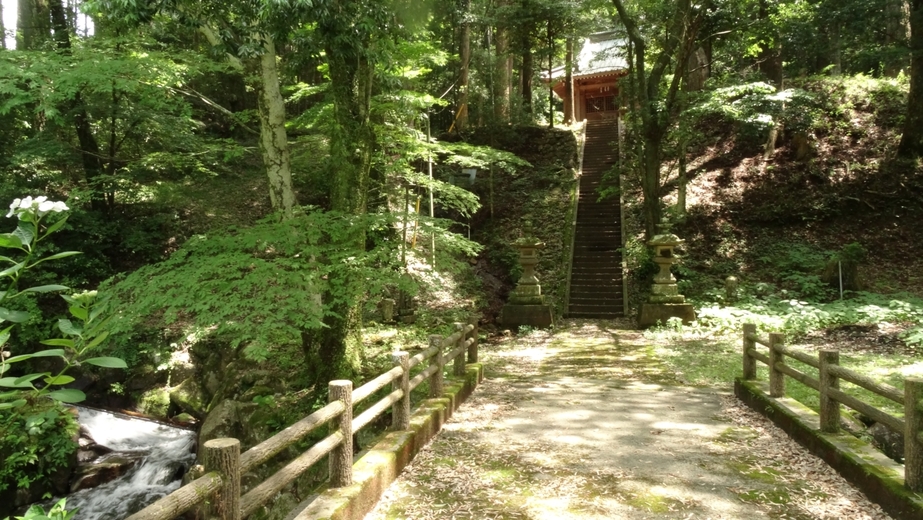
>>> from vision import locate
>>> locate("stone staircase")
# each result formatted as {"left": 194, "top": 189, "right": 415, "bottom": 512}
{"left": 567, "top": 119, "right": 625, "bottom": 318}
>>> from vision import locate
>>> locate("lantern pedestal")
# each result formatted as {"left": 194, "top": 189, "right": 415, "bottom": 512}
{"left": 637, "top": 303, "right": 696, "bottom": 329}
{"left": 501, "top": 240, "right": 554, "bottom": 328}
{"left": 638, "top": 220, "right": 696, "bottom": 329}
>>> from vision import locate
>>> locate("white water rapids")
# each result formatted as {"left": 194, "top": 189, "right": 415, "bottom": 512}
{"left": 63, "top": 407, "right": 196, "bottom": 519}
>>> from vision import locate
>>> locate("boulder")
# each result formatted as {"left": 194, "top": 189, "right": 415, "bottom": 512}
{"left": 70, "top": 453, "right": 143, "bottom": 492}
{"left": 868, "top": 422, "right": 904, "bottom": 463}
{"left": 169, "top": 378, "right": 207, "bottom": 419}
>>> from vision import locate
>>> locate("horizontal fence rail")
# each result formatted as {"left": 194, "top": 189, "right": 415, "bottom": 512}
{"left": 740, "top": 323, "right": 923, "bottom": 493}
{"left": 126, "top": 317, "right": 479, "bottom": 520}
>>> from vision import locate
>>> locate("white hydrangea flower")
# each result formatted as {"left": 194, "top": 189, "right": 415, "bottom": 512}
{"left": 5, "top": 196, "right": 70, "bottom": 219}
{"left": 6, "top": 198, "right": 22, "bottom": 218}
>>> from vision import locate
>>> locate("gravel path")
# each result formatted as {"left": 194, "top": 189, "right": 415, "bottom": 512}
{"left": 365, "top": 321, "right": 893, "bottom": 519}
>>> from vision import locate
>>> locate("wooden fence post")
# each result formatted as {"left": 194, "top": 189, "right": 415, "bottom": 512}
{"left": 467, "top": 316, "right": 479, "bottom": 363}
{"left": 453, "top": 322, "right": 466, "bottom": 377}
{"left": 392, "top": 351, "right": 410, "bottom": 430}
{"left": 742, "top": 323, "right": 756, "bottom": 380}
{"left": 329, "top": 380, "right": 353, "bottom": 487}
{"left": 428, "top": 335, "right": 444, "bottom": 398}
{"left": 905, "top": 377, "right": 923, "bottom": 492}
{"left": 203, "top": 438, "right": 241, "bottom": 520}
{"left": 768, "top": 332, "right": 785, "bottom": 398}
{"left": 819, "top": 350, "right": 840, "bottom": 433}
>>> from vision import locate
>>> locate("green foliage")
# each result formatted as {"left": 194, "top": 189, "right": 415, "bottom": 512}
{"left": 686, "top": 82, "right": 823, "bottom": 151}
{"left": 2, "top": 498, "right": 77, "bottom": 520}
{"left": 1, "top": 198, "right": 125, "bottom": 411}
{"left": 688, "top": 290, "right": 923, "bottom": 350}
{"left": 103, "top": 208, "right": 482, "bottom": 365}
{"left": 0, "top": 403, "right": 79, "bottom": 495}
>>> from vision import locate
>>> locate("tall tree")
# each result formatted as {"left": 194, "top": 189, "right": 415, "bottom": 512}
{"left": 612, "top": 0, "right": 702, "bottom": 237}
{"left": 899, "top": 0, "right": 923, "bottom": 158}
{"left": 457, "top": 0, "right": 471, "bottom": 131}
{"left": 17, "top": 0, "right": 51, "bottom": 49}
{"left": 493, "top": 0, "right": 512, "bottom": 121}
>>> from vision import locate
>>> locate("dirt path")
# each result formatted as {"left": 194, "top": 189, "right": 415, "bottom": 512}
{"left": 365, "top": 321, "right": 892, "bottom": 519}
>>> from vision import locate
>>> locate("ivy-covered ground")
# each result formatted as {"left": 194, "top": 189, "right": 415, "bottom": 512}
{"left": 366, "top": 321, "right": 893, "bottom": 520}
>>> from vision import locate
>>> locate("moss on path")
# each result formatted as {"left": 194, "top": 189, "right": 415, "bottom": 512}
{"left": 365, "top": 320, "right": 891, "bottom": 520}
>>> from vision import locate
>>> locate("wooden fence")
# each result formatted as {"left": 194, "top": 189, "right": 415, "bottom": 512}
{"left": 740, "top": 323, "right": 923, "bottom": 492}
{"left": 126, "top": 318, "right": 479, "bottom": 520}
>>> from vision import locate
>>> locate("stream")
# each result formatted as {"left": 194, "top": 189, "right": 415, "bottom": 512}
{"left": 61, "top": 406, "right": 196, "bottom": 519}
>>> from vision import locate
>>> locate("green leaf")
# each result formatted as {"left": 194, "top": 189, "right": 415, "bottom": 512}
{"left": 83, "top": 331, "right": 109, "bottom": 351}
{"left": 0, "top": 376, "right": 35, "bottom": 388}
{"left": 0, "top": 399, "right": 27, "bottom": 409}
{"left": 0, "top": 307, "right": 31, "bottom": 323}
{"left": 0, "top": 233, "right": 23, "bottom": 249}
{"left": 47, "top": 388, "right": 85, "bottom": 403}
{"left": 57, "top": 319, "right": 82, "bottom": 336}
{"left": 0, "top": 326, "right": 10, "bottom": 347}
{"left": 15, "top": 373, "right": 47, "bottom": 385}
{"left": 0, "top": 261, "right": 24, "bottom": 278}
{"left": 68, "top": 305, "right": 88, "bottom": 321}
{"left": 44, "top": 214, "right": 69, "bottom": 236}
{"left": 23, "top": 284, "right": 70, "bottom": 294}
{"left": 40, "top": 251, "right": 81, "bottom": 262}
{"left": 13, "top": 222, "right": 34, "bottom": 247}
{"left": 83, "top": 356, "right": 127, "bottom": 369}
{"left": 44, "top": 375, "right": 75, "bottom": 386}
{"left": 40, "top": 338, "right": 75, "bottom": 348}
{"left": 4, "top": 349, "right": 66, "bottom": 364}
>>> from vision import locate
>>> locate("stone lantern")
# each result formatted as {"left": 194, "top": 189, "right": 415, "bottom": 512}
{"left": 501, "top": 237, "right": 554, "bottom": 327}
{"left": 638, "top": 219, "right": 696, "bottom": 328}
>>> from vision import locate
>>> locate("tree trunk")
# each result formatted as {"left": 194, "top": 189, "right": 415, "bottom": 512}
{"left": 257, "top": 37, "right": 296, "bottom": 219}
{"left": 564, "top": 36, "right": 574, "bottom": 124}
{"left": 457, "top": 0, "right": 470, "bottom": 132}
{"left": 641, "top": 136, "right": 662, "bottom": 238}
{"left": 898, "top": 0, "right": 923, "bottom": 158}
{"left": 49, "top": 0, "right": 107, "bottom": 211}
{"left": 494, "top": 24, "right": 511, "bottom": 121}
{"left": 886, "top": 0, "right": 912, "bottom": 76}
{"left": 18, "top": 0, "right": 53, "bottom": 49}
{"left": 0, "top": 1, "right": 5, "bottom": 50}
{"left": 520, "top": 31, "right": 532, "bottom": 117}
{"left": 310, "top": 33, "right": 376, "bottom": 383}
{"left": 547, "top": 20, "right": 554, "bottom": 128}
{"left": 612, "top": 0, "right": 698, "bottom": 238}
{"left": 758, "top": 1, "right": 783, "bottom": 87}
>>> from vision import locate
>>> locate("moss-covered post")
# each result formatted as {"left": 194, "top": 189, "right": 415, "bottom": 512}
{"left": 467, "top": 316, "right": 479, "bottom": 363}
{"left": 428, "top": 335, "right": 444, "bottom": 398}
{"left": 203, "top": 438, "right": 241, "bottom": 520}
{"left": 329, "top": 380, "right": 353, "bottom": 487}
{"left": 905, "top": 377, "right": 923, "bottom": 492}
{"left": 742, "top": 323, "right": 756, "bottom": 380}
{"left": 819, "top": 350, "right": 840, "bottom": 433}
{"left": 768, "top": 332, "right": 785, "bottom": 398}
{"left": 392, "top": 351, "right": 410, "bottom": 430}
{"left": 453, "top": 322, "right": 466, "bottom": 377}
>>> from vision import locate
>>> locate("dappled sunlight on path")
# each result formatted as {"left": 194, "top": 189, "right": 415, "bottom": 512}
{"left": 364, "top": 320, "right": 891, "bottom": 520}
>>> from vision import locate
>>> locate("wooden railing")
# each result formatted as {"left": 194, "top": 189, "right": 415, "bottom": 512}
{"left": 740, "top": 323, "right": 923, "bottom": 492}
{"left": 126, "top": 318, "right": 480, "bottom": 520}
